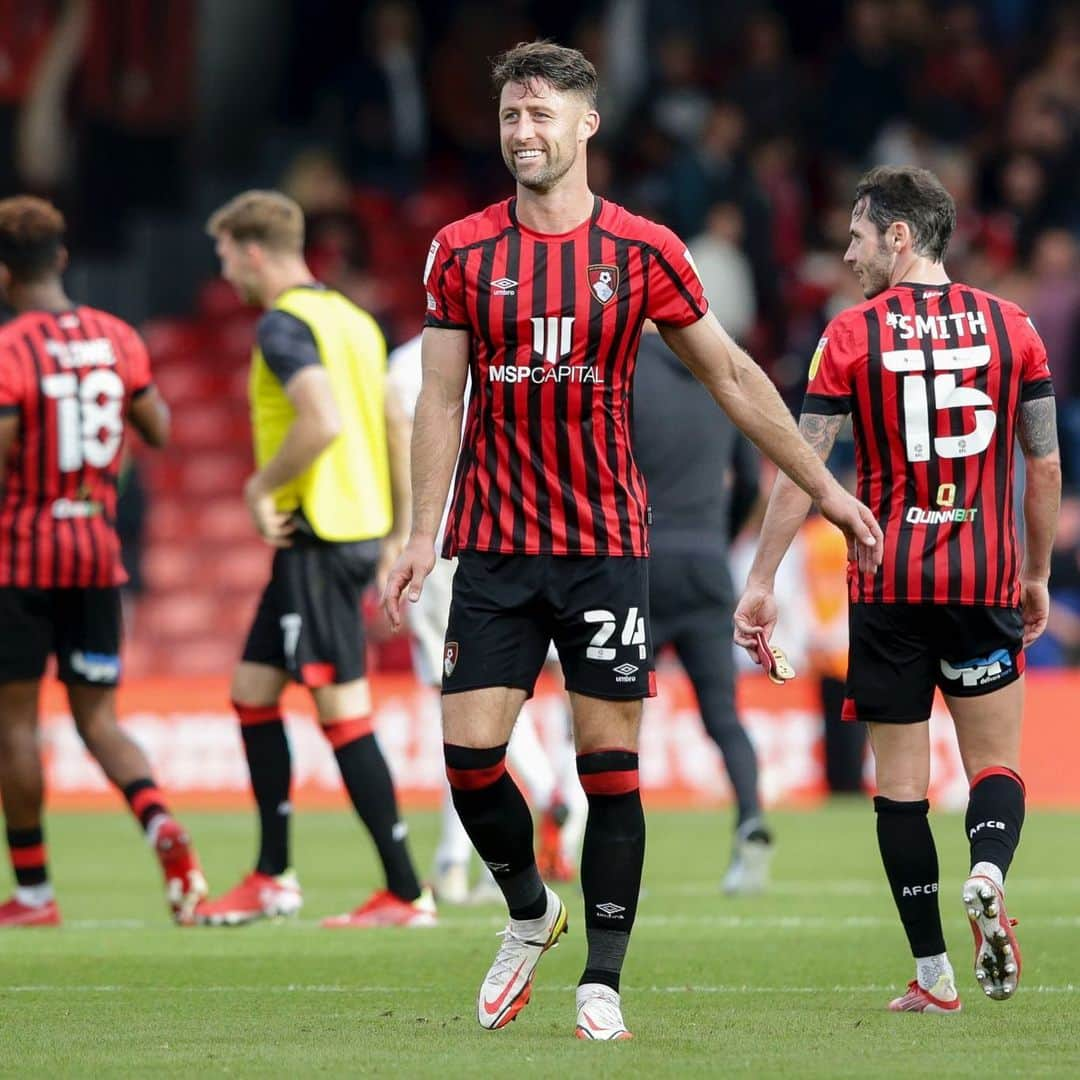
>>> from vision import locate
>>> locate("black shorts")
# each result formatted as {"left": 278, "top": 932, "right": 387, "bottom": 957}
{"left": 845, "top": 602, "right": 1025, "bottom": 725}
{"left": 0, "top": 587, "right": 123, "bottom": 686}
{"left": 242, "top": 538, "right": 379, "bottom": 687}
{"left": 443, "top": 552, "right": 655, "bottom": 700}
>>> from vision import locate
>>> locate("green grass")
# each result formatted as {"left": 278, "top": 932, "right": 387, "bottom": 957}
{"left": 0, "top": 804, "right": 1077, "bottom": 1077}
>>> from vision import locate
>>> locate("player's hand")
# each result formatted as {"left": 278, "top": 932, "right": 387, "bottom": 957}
{"left": 1020, "top": 576, "right": 1050, "bottom": 647}
{"left": 244, "top": 476, "right": 295, "bottom": 548}
{"left": 382, "top": 535, "right": 436, "bottom": 632}
{"left": 376, "top": 532, "right": 408, "bottom": 594}
{"left": 733, "top": 580, "right": 779, "bottom": 664}
{"left": 818, "top": 485, "right": 883, "bottom": 575}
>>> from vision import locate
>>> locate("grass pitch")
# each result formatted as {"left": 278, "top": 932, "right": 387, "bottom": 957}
{"left": 0, "top": 803, "right": 1076, "bottom": 1077}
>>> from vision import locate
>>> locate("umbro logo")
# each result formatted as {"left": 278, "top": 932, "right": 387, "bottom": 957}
{"left": 596, "top": 902, "right": 626, "bottom": 919}
{"left": 485, "top": 861, "right": 510, "bottom": 874}
{"left": 490, "top": 277, "right": 518, "bottom": 296}
{"left": 613, "top": 663, "right": 638, "bottom": 677}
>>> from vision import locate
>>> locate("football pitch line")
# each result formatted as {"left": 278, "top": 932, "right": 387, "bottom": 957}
{"left": 653, "top": 878, "right": 1080, "bottom": 897}
{"left": 4, "top": 983, "right": 1078, "bottom": 995}
{"left": 61, "top": 913, "right": 1080, "bottom": 931}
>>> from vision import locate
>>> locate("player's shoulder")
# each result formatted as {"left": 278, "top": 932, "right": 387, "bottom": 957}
{"left": 953, "top": 282, "right": 1029, "bottom": 324}
{"left": 820, "top": 298, "right": 877, "bottom": 351}
{"left": 433, "top": 199, "right": 513, "bottom": 250}
{"left": 595, "top": 198, "right": 682, "bottom": 250}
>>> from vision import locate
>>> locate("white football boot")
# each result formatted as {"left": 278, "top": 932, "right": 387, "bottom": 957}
{"left": 575, "top": 983, "right": 633, "bottom": 1040}
{"left": 476, "top": 886, "right": 567, "bottom": 1029}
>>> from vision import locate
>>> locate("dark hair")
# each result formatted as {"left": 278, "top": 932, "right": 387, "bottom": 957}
{"left": 853, "top": 166, "right": 956, "bottom": 262}
{"left": 490, "top": 40, "right": 598, "bottom": 108}
{"left": 0, "top": 196, "right": 66, "bottom": 282}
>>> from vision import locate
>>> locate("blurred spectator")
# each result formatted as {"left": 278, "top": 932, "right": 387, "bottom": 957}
{"left": 74, "top": 0, "right": 197, "bottom": 251}
{"left": 688, "top": 203, "right": 756, "bottom": 342}
{"left": 634, "top": 31, "right": 712, "bottom": 147}
{"left": 726, "top": 11, "right": 804, "bottom": 141}
{"left": 1025, "top": 229, "right": 1080, "bottom": 483}
{"left": 325, "top": 0, "right": 426, "bottom": 189}
{"left": 819, "top": 0, "right": 909, "bottom": 163}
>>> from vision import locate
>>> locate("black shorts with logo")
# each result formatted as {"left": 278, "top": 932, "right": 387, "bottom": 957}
{"left": 443, "top": 552, "right": 655, "bottom": 700}
{"left": 844, "top": 602, "right": 1025, "bottom": 725}
{"left": 242, "top": 537, "right": 379, "bottom": 687}
{"left": 0, "top": 587, "right": 123, "bottom": 686}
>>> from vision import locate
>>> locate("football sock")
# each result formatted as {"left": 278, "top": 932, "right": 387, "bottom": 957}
{"left": 234, "top": 702, "right": 292, "bottom": 877}
{"left": 328, "top": 719, "right": 421, "bottom": 902}
{"left": 7, "top": 826, "right": 50, "bottom": 901}
{"left": 121, "top": 778, "right": 169, "bottom": 838}
{"left": 915, "top": 952, "right": 955, "bottom": 993}
{"left": 444, "top": 742, "right": 545, "bottom": 920}
{"left": 874, "top": 796, "right": 946, "bottom": 958}
{"left": 966, "top": 767, "right": 1025, "bottom": 881}
{"left": 577, "top": 749, "right": 646, "bottom": 993}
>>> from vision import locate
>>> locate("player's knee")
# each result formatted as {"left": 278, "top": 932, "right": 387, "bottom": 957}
{"left": 320, "top": 715, "right": 374, "bottom": 750}
{"left": 444, "top": 743, "right": 508, "bottom": 792}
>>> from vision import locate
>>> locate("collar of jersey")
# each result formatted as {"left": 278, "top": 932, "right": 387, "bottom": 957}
{"left": 507, "top": 194, "right": 603, "bottom": 239}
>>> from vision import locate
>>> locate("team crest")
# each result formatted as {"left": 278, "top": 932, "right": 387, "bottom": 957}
{"left": 443, "top": 641, "right": 459, "bottom": 679}
{"left": 587, "top": 264, "right": 619, "bottom": 305}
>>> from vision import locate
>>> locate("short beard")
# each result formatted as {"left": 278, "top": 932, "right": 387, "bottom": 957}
{"left": 504, "top": 148, "right": 573, "bottom": 193}
{"left": 859, "top": 242, "right": 894, "bottom": 298}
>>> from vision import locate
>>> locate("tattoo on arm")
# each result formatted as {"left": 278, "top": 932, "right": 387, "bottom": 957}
{"left": 1017, "top": 397, "right": 1059, "bottom": 459}
{"left": 798, "top": 412, "right": 847, "bottom": 461}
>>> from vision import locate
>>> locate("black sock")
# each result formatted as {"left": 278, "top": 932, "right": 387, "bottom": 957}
{"left": 577, "top": 749, "right": 646, "bottom": 993}
{"left": 121, "top": 779, "right": 169, "bottom": 831}
{"left": 445, "top": 742, "right": 545, "bottom": 920}
{"left": 7, "top": 826, "right": 49, "bottom": 887}
{"left": 330, "top": 721, "right": 421, "bottom": 902}
{"left": 874, "top": 796, "right": 946, "bottom": 958}
{"left": 234, "top": 703, "right": 292, "bottom": 877}
{"left": 966, "top": 767, "right": 1025, "bottom": 880}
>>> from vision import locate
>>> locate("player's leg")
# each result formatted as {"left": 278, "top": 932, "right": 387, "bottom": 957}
{"left": 939, "top": 605, "right": 1026, "bottom": 1000}
{"left": 57, "top": 586, "right": 207, "bottom": 923}
{"left": 442, "top": 553, "right": 563, "bottom": 1029}
{"left": 0, "top": 588, "right": 57, "bottom": 925}
{"left": 671, "top": 607, "right": 773, "bottom": 894}
{"left": 197, "top": 560, "right": 300, "bottom": 925}
{"left": 315, "top": 677, "right": 433, "bottom": 927}
{"left": 553, "top": 555, "right": 653, "bottom": 1040}
{"left": 0, "top": 677, "right": 60, "bottom": 926}
{"left": 850, "top": 602, "right": 959, "bottom": 1013}
{"left": 407, "top": 557, "right": 471, "bottom": 903}
{"left": 284, "top": 540, "right": 428, "bottom": 928}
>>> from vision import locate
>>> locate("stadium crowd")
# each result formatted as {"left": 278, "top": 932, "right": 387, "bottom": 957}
{"left": 1, "top": 0, "right": 1078, "bottom": 665}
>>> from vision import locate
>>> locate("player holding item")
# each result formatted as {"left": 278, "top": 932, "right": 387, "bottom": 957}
{"left": 734, "top": 166, "right": 1061, "bottom": 1012}
{"left": 383, "top": 42, "right": 880, "bottom": 1039}
{"left": 199, "top": 191, "right": 433, "bottom": 929}
{"left": 0, "top": 196, "right": 206, "bottom": 926}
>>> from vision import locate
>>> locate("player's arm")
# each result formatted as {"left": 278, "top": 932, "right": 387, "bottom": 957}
{"left": 382, "top": 327, "right": 468, "bottom": 629}
{"left": 0, "top": 412, "right": 18, "bottom": 486}
{"left": 247, "top": 365, "right": 341, "bottom": 496}
{"left": 658, "top": 311, "right": 881, "bottom": 568}
{"left": 732, "top": 412, "right": 846, "bottom": 657}
{"left": 128, "top": 385, "right": 170, "bottom": 447}
{"left": 245, "top": 312, "right": 340, "bottom": 545}
{"left": 379, "top": 374, "right": 413, "bottom": 589}
{"left": 1016, "top": 395, "right": 1061, "bottom": 646}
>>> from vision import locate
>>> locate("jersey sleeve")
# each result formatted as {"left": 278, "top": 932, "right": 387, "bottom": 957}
{"left": 1015, "top": 310, "right": 1054, "bottom": 401}
{"left": 256, "top": 310, "right": 322, "bottom": 386}
{"left": 802, "top": 317, "right": 857, "bottom": 415}
{"left": 0, "top": 347, "right": 23, "bottom": 415}
{"left": 423, "top": 229, "right": 469, "bottom": 330}
{"left": 644, "top": 225, "right": 709, "bottom": 327}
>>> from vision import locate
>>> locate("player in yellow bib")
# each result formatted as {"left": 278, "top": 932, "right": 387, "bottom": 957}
{"left": 197, "top": 190, "right": 433, "bottom": 928}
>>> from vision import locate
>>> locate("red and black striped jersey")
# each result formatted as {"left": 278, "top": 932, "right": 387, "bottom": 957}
{"left": 804, "top": 281, "right": 1053, "bottom": 607}
{"left": 424, "top": 195, "right": 708, "bottom": 557}
{"left": 0, "top": 307, "right": 153, "bottom": 588}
